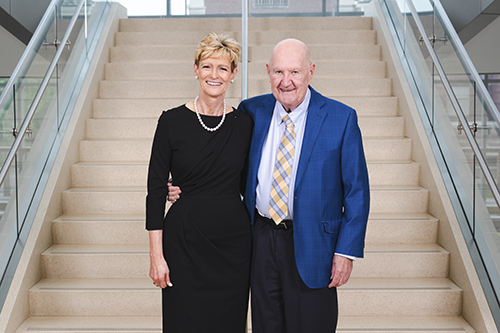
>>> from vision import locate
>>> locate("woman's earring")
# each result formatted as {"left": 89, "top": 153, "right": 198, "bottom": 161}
{"left": 195, "top": 75, "right": 199, "bottom": 80}
{"left": 230, "top": 79, "right": 234, "bottom": 83}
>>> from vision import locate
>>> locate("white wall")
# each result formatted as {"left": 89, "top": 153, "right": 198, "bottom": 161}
{"left": 0, "top": 26, "right": 25, "bottom": 77}
{"left": 465, "top": 15, "right": 500, "bottom": 74}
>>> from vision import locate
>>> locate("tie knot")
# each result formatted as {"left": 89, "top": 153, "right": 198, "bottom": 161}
{"left": 283, "top": 115, "right": 293, "bottom": 128}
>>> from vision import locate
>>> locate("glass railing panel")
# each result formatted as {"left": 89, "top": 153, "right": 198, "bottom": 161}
{"left": 0, "top": 0, "right": 113, "bottom": 310}
{"left": 0, "top": 89, "right": 16, "bottom": 166}
{"left": 0, "top": 165, "right": 19, "bottom": 303}
{"left": 473, "top": 157, "right": 500, "bottom": 322}
{"left": 431, "top": 69, "right": 475, "bottom": 216}
{"left": 430, "top": 2, "right": 500, "bottom": 209}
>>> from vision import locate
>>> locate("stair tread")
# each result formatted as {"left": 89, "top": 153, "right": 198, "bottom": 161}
{"left": 18, "top": 315, "right": 474, "bottom": 332}
{"left": 54, "top": 213, "right": 145, "bottom": 221}
{"left": 342, "top": 277, "right": 460, "bottom": 290}
{"left": 54, "top": 212, "right": 437, "bottom": 222}
{"left": 42, "top": 244, "right": 148, "bottom": 254}
{"left": 364, "top": 243, "right": 447, "bottom": 253}
{"left": 31, "top": 276, "right": 458, "bottom": 291}
{"left": 338, "top": 315, "right": 474, "bottom": 331}
{"left": 368, "top": 212, "right": 438, "bottom": 221}
{"left": 63, "top": 187, "right": 147, "bottom": 192}
{"left": 118, "top": 17, "right": 373, "bottom": 32}
{"left": 42, "top": 242, "right": 445, "bottom": 256}
{"left": 61, "top": 185, "right": 428, "bottom": 192}
{"left": 31, "top": 278, "right": 153, "bottom": 290}
{"left": 17, "top": 316, "right": 161, "bottom": 332}
{"left": 72, "top": 162, "right": 148, "bottom": 166}
{"left": 370, "top": 185, "right": 428, "bottom": 190}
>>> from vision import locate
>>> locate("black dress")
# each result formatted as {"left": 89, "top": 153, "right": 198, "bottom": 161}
{"left": 146, "top": 105, "right": 253, "bottom": 333}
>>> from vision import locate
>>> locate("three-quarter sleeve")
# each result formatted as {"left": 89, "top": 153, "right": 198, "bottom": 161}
{"left": 146, "top": 111, "right": 172, "bottom": 230}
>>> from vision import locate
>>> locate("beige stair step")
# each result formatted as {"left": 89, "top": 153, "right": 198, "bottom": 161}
{"left": 29, "top": 279, "right": 160, "bottom": 316}
{"left": 273, "top": 78, "right": 392, "bottom": 97}
{"left": 366, "top": 213, "right": 438, "bottom": 244}
{"left": 86, "top": 118, "right": 156, "bottom": 140}
{"left": 28, "top": 277, "right": 459, "bottom": 317}
{"left": 78, "top": 137, "right": 413, "bottom": 164}
{"left": 61, "top": 187, "right": 146, "bottom": 215}
{"left": 337, "top": 315, "right": 475, "bottom": 333}
{"left": 71, "top": 163, "right": 148, "bottom": 187}
{"left": 17, "top": 315, "right": 475, "bottom": 333}
{"left": 79, "top": 140, "right": 151, "bottom": 162}
{"left": 363, "top": 138, "right": 412, "bottom": 161}
{"left": 359, "top": 116, "right": 404, "bottom": 138}
{"left": 253, "top": 44, "right": 382, "bottom": 62}
{"left": 78, "top": 137, "right": 410, "bottom": 163}
{"left": 109, "top": 44, "right": 381, "bottom": 63}
{"left": 339, "top": 277, "right": 462, "bottom": 316}
{"left": 118, "top": 17, "right": 373, "bottom": 33}
{"left": 92, "top": 98, "right": 241, "bottom": 119}
{"left": 52, "top": 214, "right": 147, "bottom": 245}
{"left": 52, "top": 213, "right": 437, "bottom": 245}
{"left": 41, "top": 244, "right": 149, "bottom": 279}
{"left": 98, "top": 77, "right": 391, "bottom": 100}
{"left": 115, "top": 30, "right": 377, "bottom": 46}
{"left": 86, "top": 114, "right": 400, "bottom": 140}
{"left": 98, "top": 79, "right": 240, "bottom": 99}
{"left": 367, "top": 160, "right": 420, "bottom": 186}
{"left": 40, "top": 242, "right": 447, "bottom": 279}
{"left": 337, "top": 96, "right": 398, "bottom": 117}
{"left": 92, "top": 97, "right": 398, "bottom": 119}
{"left": 370, "top": 185, "right": 429, "bottom": 214}
{"left": 17, "top": 315, "right": 162, "bottom": 333}
{"left": 52, "top": 213, "right": 437, "bottom": 246}
{"left": 104, "top": 60, "right": 387, "bottom": 81}
{"left": 354, "top": 243, "right": 449, "bottom": 278}
{"left": 71, "top": 161, "right": 420, "bottom": 188}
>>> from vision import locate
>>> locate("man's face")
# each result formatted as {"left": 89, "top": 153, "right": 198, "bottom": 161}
{"left": 266, "top": 41, "right": 315, "bottom": 112}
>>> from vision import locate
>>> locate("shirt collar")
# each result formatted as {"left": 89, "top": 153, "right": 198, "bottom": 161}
{"left": 273, "top": 88, "right": 311, "bottom": 125}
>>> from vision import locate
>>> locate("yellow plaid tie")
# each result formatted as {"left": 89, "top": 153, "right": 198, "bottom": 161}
{"left": 269, "top": 115, "right": 296, "bottom": 224}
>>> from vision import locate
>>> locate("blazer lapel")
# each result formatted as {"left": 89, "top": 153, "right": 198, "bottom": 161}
{"left": 295, "top": 87, "right": 327, "bottom": 188}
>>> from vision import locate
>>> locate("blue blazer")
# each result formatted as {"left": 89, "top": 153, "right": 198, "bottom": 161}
{"left": 239, "top": 86, "right": 370, "bottom": 289}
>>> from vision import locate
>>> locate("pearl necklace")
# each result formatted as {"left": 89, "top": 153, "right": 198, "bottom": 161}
{"left": 194, "top": 96, "right": 226, "bottom": 132}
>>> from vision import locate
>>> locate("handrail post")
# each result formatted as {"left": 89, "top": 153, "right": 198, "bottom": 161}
{"left": 241, "top": 0, "right": 248, "bottom": 101}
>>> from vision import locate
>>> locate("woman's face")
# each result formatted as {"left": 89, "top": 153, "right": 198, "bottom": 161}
{"left": 194, "top": 55, "right": 237, "bottom": 100}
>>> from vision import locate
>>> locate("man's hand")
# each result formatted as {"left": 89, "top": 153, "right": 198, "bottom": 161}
{"left": 329, "top": 255, "right": 353, "bottom": 288}
{"left": 167, "top": 182, "right": 181, "bottom": 203}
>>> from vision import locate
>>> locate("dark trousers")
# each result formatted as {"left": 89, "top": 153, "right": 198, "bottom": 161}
{"left": 251, "top": 214, "right": 338, "bottom": 333}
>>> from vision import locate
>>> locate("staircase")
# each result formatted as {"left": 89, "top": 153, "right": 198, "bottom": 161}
{"left": 15, "top": 16, "right": 476, "bottom": 333}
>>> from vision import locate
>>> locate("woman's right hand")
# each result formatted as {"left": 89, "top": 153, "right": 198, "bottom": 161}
{"left": 150, "top": 255, "right": 173, "bottom": 288}
{"left": 149, "top": 230, "right": 172, "bottom": 288}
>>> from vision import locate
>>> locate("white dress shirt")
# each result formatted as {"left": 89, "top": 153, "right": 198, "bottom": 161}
{"left": 256, "top": 89, "right": 310, "bottom": 219}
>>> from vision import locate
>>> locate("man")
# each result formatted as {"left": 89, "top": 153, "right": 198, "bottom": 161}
{"left": 170, "top": 38, "right": 370, "bottom": 333}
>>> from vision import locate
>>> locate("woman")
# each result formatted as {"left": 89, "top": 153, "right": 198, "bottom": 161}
{"left": 146, "top": 33, "right": 252, "bottom": 333}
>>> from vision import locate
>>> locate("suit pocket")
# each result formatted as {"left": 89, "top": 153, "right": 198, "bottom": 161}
{"left": 322, "top": 219, "right": 341, "bottom": 234}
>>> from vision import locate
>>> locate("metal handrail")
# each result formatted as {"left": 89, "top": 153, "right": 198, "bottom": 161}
{"left": 0, "top": 0, "right": 86, "bottom": 188}
{"left": 0, "top": 0, "right": 61, "bottom": 114}
{"left": 405, "top": 0, "right": 500, "bottom": 209}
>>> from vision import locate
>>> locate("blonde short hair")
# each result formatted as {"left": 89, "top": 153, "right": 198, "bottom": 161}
{"left": 194, "top": 33, "right": 241, "bottom": 72}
